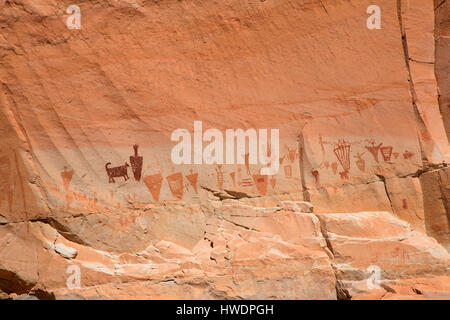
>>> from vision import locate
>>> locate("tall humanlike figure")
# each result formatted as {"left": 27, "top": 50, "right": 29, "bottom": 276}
{"left": 130, "top": 144, "right": 143, "bottom": 181}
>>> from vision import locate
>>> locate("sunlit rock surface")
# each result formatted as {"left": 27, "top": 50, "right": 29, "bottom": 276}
{"left": 0, "top": 0, "right": 448, "bottom": 299}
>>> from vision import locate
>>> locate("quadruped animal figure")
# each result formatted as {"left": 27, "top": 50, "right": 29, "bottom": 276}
{"left": 105, "top": 162, "right": 130, "bottom": 183}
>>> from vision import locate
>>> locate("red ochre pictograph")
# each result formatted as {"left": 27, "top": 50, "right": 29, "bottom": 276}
{"left": 365, "top": 142, "right": 382, "bottom": 162}
{"left": 252, "top": 174, "right": 268, "bottom": 196}
{"left": 380, "top": 146, "right": 393, "bottom": 162}
{"left": 130, "top": 144, "right": 143, "bottom": 181}
{"left": 334, "top": 140, "right": 351, "bottom": 179}
{"left": 167, "top": 172, "right": 184, "bottom": 200}
{"left": 186, "top": 170, "right": 199, "bottom": 194}
{"left": 143, "top": 173, "right": 163, "bottom": 202}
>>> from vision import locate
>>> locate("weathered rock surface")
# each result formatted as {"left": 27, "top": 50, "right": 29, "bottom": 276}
{"left": 317, "top": 211, "right": 450, "bottom": 299}
{"left": 1, "top": 201, "right": 449, "bottom": 300}
{"left": 0, "top": 0, "right": 449, "bottom": 299}
{"left": 435, "top": 0, "right": 450, "bottom": 139}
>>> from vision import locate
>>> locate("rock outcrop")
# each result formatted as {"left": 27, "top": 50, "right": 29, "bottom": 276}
{"left": 0, "top": 0, "right": 448, "bottom": 299}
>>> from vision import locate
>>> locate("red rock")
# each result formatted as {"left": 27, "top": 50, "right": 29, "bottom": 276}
{"left": 0, "top": 0, "right": 448, "bottom": 299}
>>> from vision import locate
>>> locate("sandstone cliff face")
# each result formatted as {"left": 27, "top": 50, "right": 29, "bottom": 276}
{"left": 0, "top": 0, "right": 449, "bottom": 299}
{"left": 435, "top": 0, "right": 450, "bottom": 139}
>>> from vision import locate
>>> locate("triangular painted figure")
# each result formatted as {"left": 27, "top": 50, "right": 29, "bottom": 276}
{"left": 143, "top": 173, "right": 163, "bottom": 202}
{"left": 186, "top": 171, "right": 199, "bottom": 194}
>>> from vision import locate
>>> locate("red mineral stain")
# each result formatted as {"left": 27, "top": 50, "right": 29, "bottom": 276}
{"left": 311, "top": 170, "right": 319, "bottom": 185}
{"left": 402, "top": 199, "right": 408, "bottom": 209}
{"left": 420, "top": 129, "right": 432, "bottom": 142}
{"left": 143, "top": 173, "right": 163, "bottom": 202}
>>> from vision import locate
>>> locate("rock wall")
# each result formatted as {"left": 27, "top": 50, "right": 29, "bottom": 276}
{"left": 435, "top": 0, "right": 450, "bottom": 139}
{"left": 0, "top": 0, "right": 448, "bottom": 299}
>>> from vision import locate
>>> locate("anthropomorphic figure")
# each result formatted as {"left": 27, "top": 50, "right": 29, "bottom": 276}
{"left": 130, "top": 144, "right": 143, "bottom": 181}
